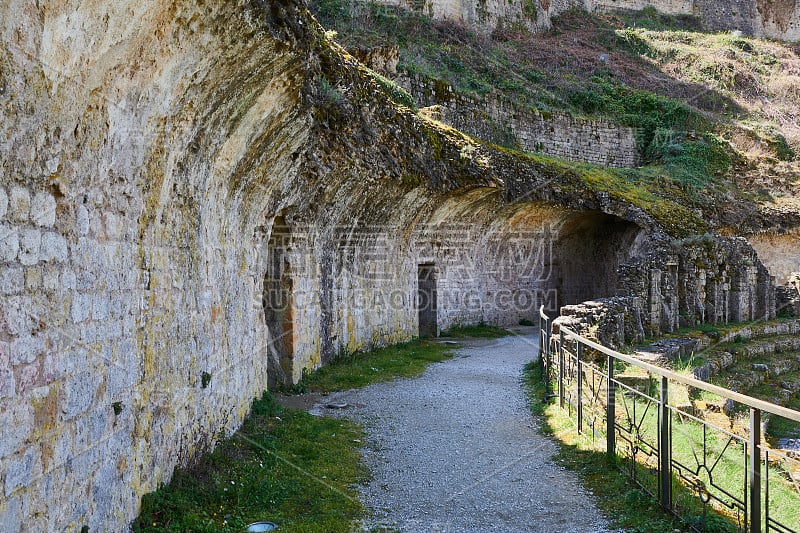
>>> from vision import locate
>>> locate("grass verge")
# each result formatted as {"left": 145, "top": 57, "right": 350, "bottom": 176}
{"left": 440, "top": 323, "right": 512, "bottom": 338}
{"left": 133, "top": 336, "right": 467, "bottom": 531}
{"left": 524, "top": 360, "right": 800, "bottom": 531}
{"left": 299, "top": 338, "right": 457, "bottom": 393}
{"left": 131, "top": 393, "right": 367, "bottom": 532}
{"left": 522, "top": 361, "right": 691, "bottom": 532}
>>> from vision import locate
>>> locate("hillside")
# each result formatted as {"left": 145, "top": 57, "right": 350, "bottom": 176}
{"left": 311, "top": 3, "right": 800, "bottom": 232}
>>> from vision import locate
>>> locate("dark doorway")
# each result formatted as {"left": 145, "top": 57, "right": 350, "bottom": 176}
{"left": 550, "top": 213, "right": 642, "bottom": 308}
{"left": 418, "top": 264, "right": 438, "bottom": 338}
{"left": 264, "top": 216, "right": 294, "bottom": 388}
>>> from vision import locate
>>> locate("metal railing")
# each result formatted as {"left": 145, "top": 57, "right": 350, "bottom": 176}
{"left": 538, "top": 306, "right": 800, "bottom": 533}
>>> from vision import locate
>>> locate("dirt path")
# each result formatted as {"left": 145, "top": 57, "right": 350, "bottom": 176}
{"left": 313, "top": 329, "right": 615, "bottom": 532}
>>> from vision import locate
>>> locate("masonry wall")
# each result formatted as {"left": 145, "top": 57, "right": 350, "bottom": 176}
{"left": 588, "top": 0, "right": 693, "bottom": 14}
{"left": 374, "top": 0, "right": 583, "bottom": 33}
{"left": 1, "top": 3, "right": 621, "bottom": 528}
{"left": 748, "top": 231, "right": 800, "bottom": 286}
{"left": 0, "top": 2, "right": 309, "bottom": 530}
{"left": 400, "top": 75, "right": 641, "bottom": 168}
{"left": 618, "top": 236, "right": 776, "bottom": 336}
{"left": 554, "top": 236, "right": 777, "bottom": 347}
{"left": 375, "top": 0, "right": 800, "bottom": 40}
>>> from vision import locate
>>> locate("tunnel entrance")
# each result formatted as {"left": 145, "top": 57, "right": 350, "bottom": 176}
{"left": 264, "top": 216, "right": 294, "bottom": 388}
{"left": 418, "top": 264, "right": 438, "bottom": 338}
{"left": 550, "top": 212, "right": 643, "bottom": 309}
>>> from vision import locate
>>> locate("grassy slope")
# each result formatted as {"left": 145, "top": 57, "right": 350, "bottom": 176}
{"left": 311, "top": 2, "right": 800, "bottom": 228}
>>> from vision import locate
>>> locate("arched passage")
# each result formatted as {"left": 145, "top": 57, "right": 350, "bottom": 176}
{"left": 264, "top": 216, "right": 294, "bottom": 389}
{"left": 549, "top": 212, "right": 644, "bottom": 308}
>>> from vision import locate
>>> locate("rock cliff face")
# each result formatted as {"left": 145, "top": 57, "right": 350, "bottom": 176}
{"left": 0, "top": 0, "right": 785, "bottom": 531}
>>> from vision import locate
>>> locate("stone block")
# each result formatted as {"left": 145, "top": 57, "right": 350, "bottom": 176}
{"left": 62, "top": 370, "right": 95, "bottom": 420}
{"left": 40, "top": 232, "right": 68, "bottom": 263}
{"left": 61, "top": 269, "right": 76, "bottom": 290}
{"left": 70, "top": 293, "right": 92, "bottom": 324}
{"left": 10, "top": 335, "right": 45, "bottom": 365}
{"left": 31, "top": 192, "right": 56, "bottom": 228}
{"left": 25, "top": 267, "right": 41, "bottom": 291}
{"left": 0, "top": 188, "right": 7, "bottom": 220}
{"left": 0, "top": 404, "right": 32, "bottom": 459}
{"left": 8, "top": 187, "right": 30, "bottom": 223}
{"left": 42, "top": 267, "right": 59, "bottom": 291}
{"left": 4, "top": 447, "right": 39, "bottom": 496}
{"left": 76, "top": 205, "right": 90, "bottom": 236}
{"left": 0, "top": 225, "right": 19, "bottom": 262}
{"left": 14, "top": 362, "right": 41, "bottom": 394}
{"left": 0, "top": 268, "right": 24, "bottom": 295}
{"left": 18, "top": 229, "right": 41, "bottom": 266}
{"left": 0, "top": 496, "right": 20, "bottom": 532}
{"left": 43, "top": 351, "right": 68, "bottom": 382}
{"left": 0, "top": 367, "right": 14, "bottom": 399}
{"left": 92, "top": 294, "right": 110, "bottom": 321}
{"left": 89, "top": 408, "right": 109, "bottom": 442}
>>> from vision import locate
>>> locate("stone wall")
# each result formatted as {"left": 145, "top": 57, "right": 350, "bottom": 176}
{"left": 400, "top": 75, "right": 641, "bottom": 168}
{"left": 587, "top": 0, "right": 800, "bottom": 41}
{"left": 589, "top": 0, "right": 693, "bottom": 14}
{"left": 373, "top": 0, "right": 800, "bottom": 40}
{"left": 555, "top": 235, "right": 778, "bottom": 347}
{"left": 0, "top": 2, "right": 313, "bottom": 528}
{"left": 372, "top": 0, "right": 582, "bottom": 33}
{"left": 1, "top": 1, "right": 677, "bottom": 529}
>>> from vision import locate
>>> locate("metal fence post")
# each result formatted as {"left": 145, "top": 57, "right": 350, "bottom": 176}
{"left": 576, "top": 339, "right": 583, "bottom": 434}
{"left": 659, "top": 376, "right": 672, "bottom": 509}
{"left": 750, "top": 408, "right": 762, "bottom": 533}
{"left": 558, "top": 329, "right": 565, "bottom": 409}
{"left": 538, "top": 310, "right": 544, "bottom": 363}
{"left": 607, "top": 354, "right": 616, "bottom": 460}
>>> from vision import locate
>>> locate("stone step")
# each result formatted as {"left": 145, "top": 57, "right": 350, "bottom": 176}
{"left": 714, "top": 353, "right": 800, "bottom": 396}
{"left": 718, "top": 318, "right": 800, "bottom": 344}
{"left": 693, "top": 334, "right": 800, "bottom": 379}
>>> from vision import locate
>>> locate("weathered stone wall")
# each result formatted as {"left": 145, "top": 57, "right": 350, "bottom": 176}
{"left": 748, "top": 230, "right": 800, "bottom": 286}
{"left": 372, "top": 0, "right": 583, "bottom": 33}
{"left": 399, "top": 75, "right": 641, "bottom": 168}
{"left": 553, "top": 236, "right": 777, "bottom": 347}
{"left": 1, "top": 1, "right": 679, "bottom": 529}
{"left": 374, "top": 0, "right": 800, "bottom": 40}
{"left": 588, "top": 0, "right": 693, "bottom": 14}
{"left": 619, "top": 235, "right": 776, "bottom": 337}
{"left": 0, "top": 2, "right": 316, "bottom": 529}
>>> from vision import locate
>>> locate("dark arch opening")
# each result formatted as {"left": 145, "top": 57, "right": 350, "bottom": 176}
{"left": 264, "top": 216, "right": 294, "bottom": 389}
{"left": 549, "top": 212, "right": 643, "bottom": 309}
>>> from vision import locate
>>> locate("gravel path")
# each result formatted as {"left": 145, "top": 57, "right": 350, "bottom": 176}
{"left": 313, "top": 328, "right": 614, "bottom": 533}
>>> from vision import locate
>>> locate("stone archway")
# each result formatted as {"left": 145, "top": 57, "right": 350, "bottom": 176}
{"left": 550, "top": 212, "right": 645, "bottom": 308}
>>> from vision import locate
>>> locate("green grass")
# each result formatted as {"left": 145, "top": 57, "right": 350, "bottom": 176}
{"left": 619, "top": 6, "right": 703, "bottom": 32}
{"left": 440, "top": 323, "right": 511, "bottom": 338}
{"left": 523, "top": 362, "right": 688, "bottom": 532}
{"left": 524, "top": 361, "right": 800, "bottom": 531}
{"left": 131, "top": 393, "right": 367, "bottom": 532}
{"left": 299, "top": 339, "right": 456, "bottom": 392}
{"left": 132, "top": 338, "right": 464, "bottom": 530}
